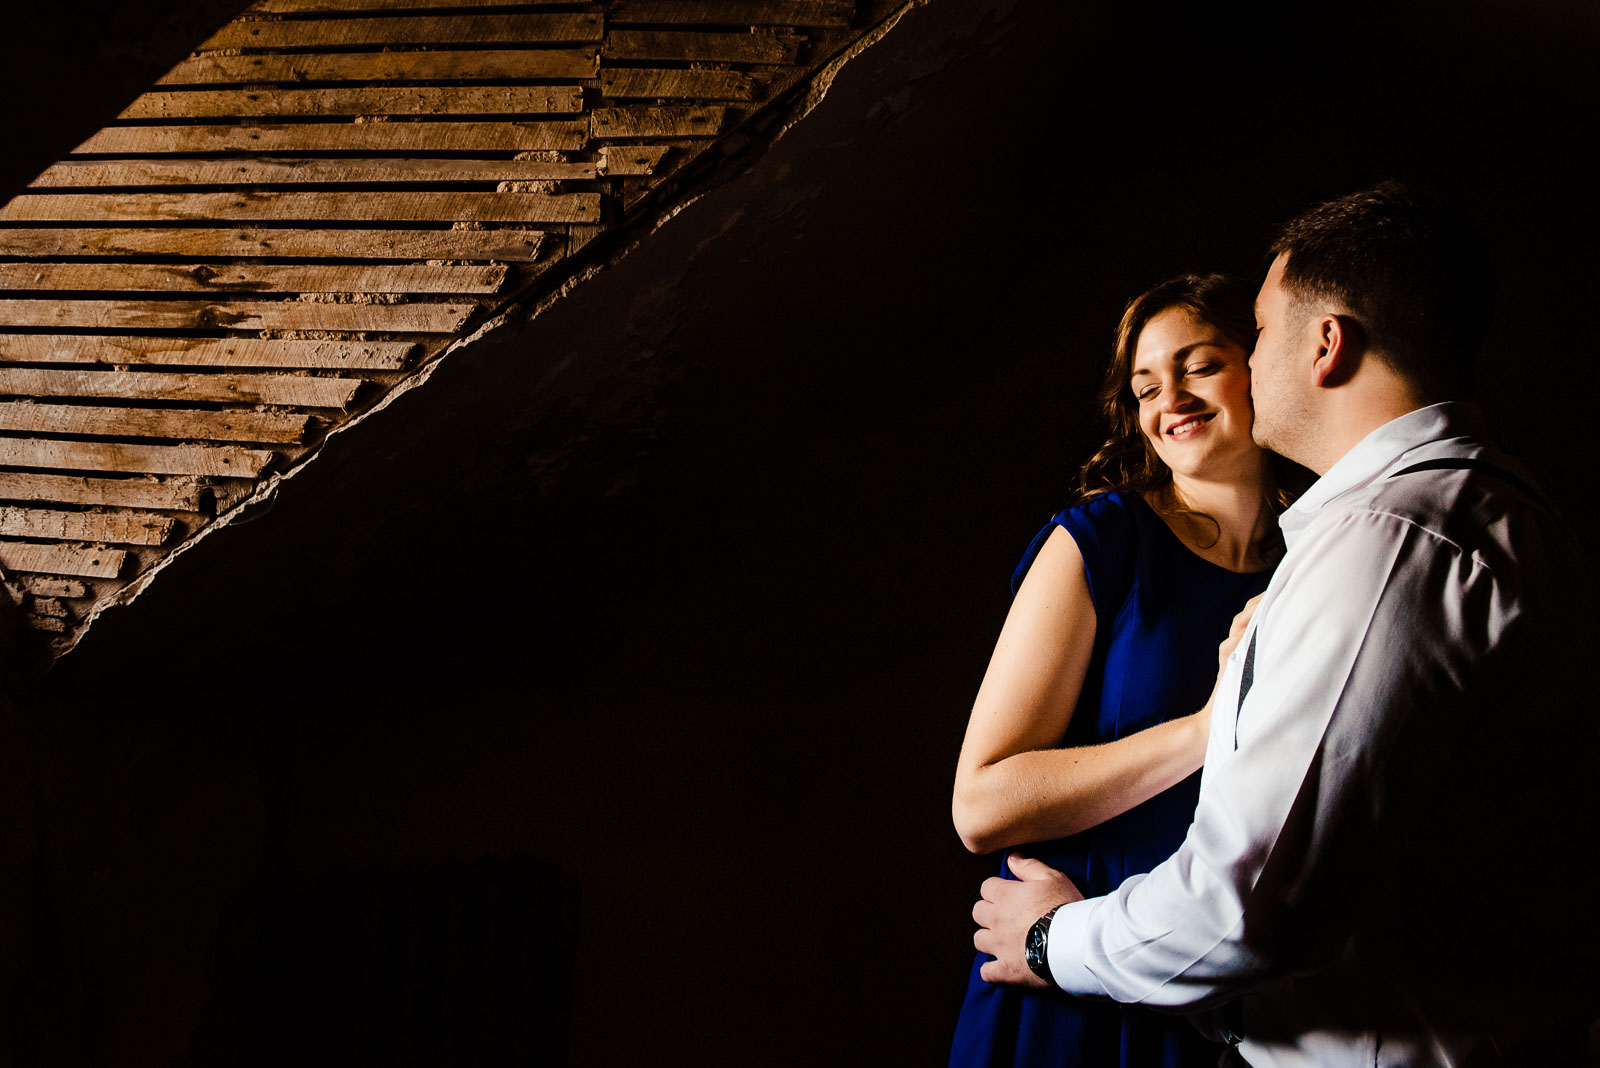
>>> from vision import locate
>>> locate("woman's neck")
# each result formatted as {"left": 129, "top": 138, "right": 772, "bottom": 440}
{"left": 1150, "top": 466, "right": 1274, "bottom": 573}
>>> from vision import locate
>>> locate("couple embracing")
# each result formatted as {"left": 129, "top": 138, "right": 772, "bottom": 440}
{"left": 949, "top": 182, "right": 1598, "bottom": 1066}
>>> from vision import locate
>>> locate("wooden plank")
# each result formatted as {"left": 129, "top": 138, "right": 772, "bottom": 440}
{"left": 17, "top": 576, "right": 88, "bottom": 599}
{"left": 0, "top": 471, "right": 206, "bottom": 510}
{"left": 32, "top": 157, "right": 597, "bottom": 187}
{"left": 156, "top": 48, "right": 599, "bottom": 86}
{"left": 0, "top": 439, "right": 272, "bottom": 478}
{"left": 0, "top": 541, "right": 127, "bottom": 579}
{"left": 0, "top": 506, "right": 176, "bottom": 546}
{"left": 199, "top": 13, "right": 602, "bottom": 50}
{"left": 120, "top": 86, "right": 583, "bottom": 121}
{"left": 0, "top": 402, "right": 311, "bottom": 445}
{"left": 0, "top": 262, "right": 507, "bottom": 295}
{"left": 0, "top": 336, "right": 415, "bottom": 371}
{"left": 74, "top": 121, "right": 589, "bottom": 155}
{"left": 0, "top": 228, "right": 547, "bottom": 262}
{"left": 25, "top": 614, "right": 68, "bottom": 632}
{"left": 0, "top": 368, "right": 362, "bottom": 408}
{"left": 27, "top": 597, "right": 69, "bottom": 618}
{"left": 250, "top": 0, "right": 572, "bottom": 9}
{"left": 609, "top": 0, "right": 850, "bottom": 26}
{"left": 602, "top": 30, "right": 802, "bottom": 63}
{"left": 0, "top": 298, "right": 473, "bottom": 333}
{"left": 1, "top": 191, "right": 599, "bottom": 224}
{"left": 599, "top": 145, "right": 671, "bottom": 176}
{"left": 598, "top": 68, "right": 757, "bottom": 101}
{"left": 592, "top": 106, "right": 726, "bottom": 139}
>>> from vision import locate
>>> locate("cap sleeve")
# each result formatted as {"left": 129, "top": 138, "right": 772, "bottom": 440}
{"left": 1010, "top": 492, "right": 1139, "bottom": 629}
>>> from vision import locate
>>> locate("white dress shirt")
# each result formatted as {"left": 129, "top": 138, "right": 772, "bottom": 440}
{"left": 1044, "top": 403, "right": 1598, "bottom": 1066}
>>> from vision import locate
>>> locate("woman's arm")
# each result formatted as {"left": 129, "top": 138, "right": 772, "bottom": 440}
{"left": 951, "top": 526, "right": 1212, "bottom": 855}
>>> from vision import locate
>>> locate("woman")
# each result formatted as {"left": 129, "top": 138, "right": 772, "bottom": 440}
{"left": 949, "top": 274, "right": 1285, "bottom": 1066}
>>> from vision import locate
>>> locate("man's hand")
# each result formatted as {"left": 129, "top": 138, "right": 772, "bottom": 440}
{"left": 973, "top": 853, "right": 1084, "bottom": 988}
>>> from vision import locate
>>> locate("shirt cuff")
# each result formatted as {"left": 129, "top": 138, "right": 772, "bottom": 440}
{"left": 1046, "top": 897, "right": 1107, "bottom": 996}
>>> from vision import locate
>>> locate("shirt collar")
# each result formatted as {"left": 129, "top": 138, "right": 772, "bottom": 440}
{"left": 1279, "top": 401, "right": 1486, "bottom": 546}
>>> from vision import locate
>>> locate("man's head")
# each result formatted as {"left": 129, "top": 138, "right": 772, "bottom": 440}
{"left": 1249, "top": 181, "right": 1495, "bottom": 469}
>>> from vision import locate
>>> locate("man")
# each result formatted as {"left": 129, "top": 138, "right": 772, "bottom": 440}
{"left": 973, "top": 182, "right": 1599, "bottom": 1065}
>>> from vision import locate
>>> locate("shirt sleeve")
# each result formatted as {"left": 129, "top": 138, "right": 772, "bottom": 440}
{"left": 1045, "top": 505, "right": 1503, "bottom": 1008}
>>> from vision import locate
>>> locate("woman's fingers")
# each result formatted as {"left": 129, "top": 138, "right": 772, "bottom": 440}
{"left": 1218, "top": 593, "right": 1262, "bottom": 665}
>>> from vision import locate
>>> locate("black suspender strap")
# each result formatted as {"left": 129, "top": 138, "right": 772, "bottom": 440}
{"left": 1387, "top": 456, "right": 1553, "bottom": 516}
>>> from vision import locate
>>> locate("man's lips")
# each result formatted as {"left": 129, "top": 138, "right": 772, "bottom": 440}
{"left": 1165, "top": 413, "right": 1215, "bottom": 438}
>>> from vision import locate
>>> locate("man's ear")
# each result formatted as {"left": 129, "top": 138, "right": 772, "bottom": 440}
{"left": 1311, "top": 314, "right": 1364, "bottom": 388}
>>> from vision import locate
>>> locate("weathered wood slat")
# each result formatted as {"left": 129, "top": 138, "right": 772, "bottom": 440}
{"left": 0, "top": 541, "right": 127, "bottom": 579}
{"left": 599, "top": 145, "right": 671, "bottom": 176}
{"left": 158, "top": 48, "right": 598, "bottom": 85}
{"left": 120, "top": 86, "right": 584, "bottom": 121}
{"left": 0, "top": 402, "right": 311, "bottom": 445}
{"left": 75, "top": 121, "right": 589, "bottom": 156}
{"left": 0, "top": 298, "right": 474, "bottom": 333}
{"left": 200, "top": 13, "right": 602, "bottom": 50}
{"left": 17, "top": 576, "right": 88, "bottom": 599}
{"left": 0, "top": 439, "right": 272, "bottom": 477}
{"left": 24, "top": 614, "right": 68, "bottom": 632}
{"left": 27, "top": 597, "right": 69, "bottom": 618}
{"left": 609, "top": 0, "right": 850, "bottom": 26}
{"left": 0, "top": 262, "right": 507, "bottom": 295}
{"left": 1, "top": 191, "right": 599, "bottom": 224}
{"left": 602, "top": 30, "right": 802, "bottom": 63}
{"left": 0, "top": 472, "right": 207, "bottom": 511}
{"left": 250, "top": 0, "right": 571, "bottom": 9}
{"left": 592, "top": 106, "right": 726, "bottom": 139}
{"left": 0, "top": 368, "right": 363, "bottom": 407}
{"left": 0, "top": 228, "right": 547, "bottom": 262}
{"left": 598, "top": 68, "right": 757, "bottom": 101}
{"left": 32, "top": 157, "right": 597, "bottom": 188}
{"left": 0, "top": 506, "right": 176, "bottom": 546}
{"left": 0, "top": 336, "right": 415, "bottom": 371}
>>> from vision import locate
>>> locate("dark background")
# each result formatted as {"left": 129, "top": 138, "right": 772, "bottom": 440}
{"left": 3, "top": 0, "right": 1598, "bottom": 1063}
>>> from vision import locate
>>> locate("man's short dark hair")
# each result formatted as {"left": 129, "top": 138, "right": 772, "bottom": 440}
{"left": 1270, "top": 180, "right": 1494, "bottom": 400}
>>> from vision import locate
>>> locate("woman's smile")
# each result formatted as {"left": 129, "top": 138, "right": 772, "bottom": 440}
{"left": 1165, "top": 413, "right": 1215, "bottom": 439}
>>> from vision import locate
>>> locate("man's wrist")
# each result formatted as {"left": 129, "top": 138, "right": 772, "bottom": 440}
{"left": 1044, "top": 897, "right": 1105, "bottom": 995}
{"left": 1024, "top": 904, "right": 1064, "bottom": 987}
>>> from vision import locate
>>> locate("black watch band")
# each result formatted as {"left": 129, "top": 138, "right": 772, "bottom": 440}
{"left": 1024, "top": 904, "right": 1064, "bottom": 986}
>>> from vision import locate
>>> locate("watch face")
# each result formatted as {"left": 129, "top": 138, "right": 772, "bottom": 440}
{"left": 1025, "top": 908, "right": 1057, "bottom": 983}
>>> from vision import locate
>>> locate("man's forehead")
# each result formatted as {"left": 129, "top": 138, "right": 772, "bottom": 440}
{"left": 1255, "top": 254, "right": 1290, "bottom": 313}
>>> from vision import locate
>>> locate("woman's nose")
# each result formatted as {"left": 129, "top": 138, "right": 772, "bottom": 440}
{"left": 1160, "top": 385, "right": 1196, "bottom": 412}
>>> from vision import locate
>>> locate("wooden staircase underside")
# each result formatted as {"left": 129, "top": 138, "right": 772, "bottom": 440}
{"left": 0, "top": 0, "right": 910, "bottom": 663}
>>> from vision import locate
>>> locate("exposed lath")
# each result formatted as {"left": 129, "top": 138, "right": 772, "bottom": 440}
{"left": 0, "top": 0, "right": 909, "bottom": 664}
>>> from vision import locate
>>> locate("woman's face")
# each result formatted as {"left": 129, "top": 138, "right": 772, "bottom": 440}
{"left": 1130, "top": 306, "right": 1260, "bottom": 483}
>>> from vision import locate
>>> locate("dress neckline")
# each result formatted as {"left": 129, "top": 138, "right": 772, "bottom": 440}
{"left": 1127, "top": 492, "right": 1274, "bottom": 577}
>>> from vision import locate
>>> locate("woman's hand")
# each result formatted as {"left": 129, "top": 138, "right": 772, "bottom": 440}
{"left": 1218, "top": 594, "right": 1260, "bottom": 674}
{"left": 1193, "top": 594, "right": 1261, "bottom": 741}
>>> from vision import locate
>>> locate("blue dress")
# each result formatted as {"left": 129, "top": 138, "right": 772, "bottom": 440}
{"left": 950, "top": 492, "right": 1273, "bottom": 1067}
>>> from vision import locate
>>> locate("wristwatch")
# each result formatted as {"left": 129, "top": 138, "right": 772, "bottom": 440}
{"left": 1024, "top": 905, "right": 1064, "bottom": 987}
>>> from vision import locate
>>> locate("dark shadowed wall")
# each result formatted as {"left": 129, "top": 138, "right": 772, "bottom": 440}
{"left": 5, "top": 1, "right": 1598, "bottom": 1064}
